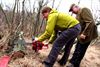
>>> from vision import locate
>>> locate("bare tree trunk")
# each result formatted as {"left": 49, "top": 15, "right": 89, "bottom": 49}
{"left": 52, "top": 0, "right": 55, "bottom": 8}
{"left": 4, "top": 0, "right": 19, "bottom": 53}
{"left": 0, "top": 4, "right": 10, "bottom": 28}
{"left": 16, "top": 0, "right": 21, "bottom": 27}
{"left": 39, "top": 18, "right": 45, "bottom": 32}
{"left": 0, "top": 4, "right": 10, "bottom": 48}
{"left": 28, "top": 0, "right": 31, "bottom": 13}
{"left": 33, "top": 0, "right": 43, "bottom": 36}
{"left": 31, "top": 1, "right": 36, "bottom": 37}
{"left": 21, "top": 0, "right": 25, "bottom": 31}
{"left": 10, "top": 0, "right": 17, "bottom": 33}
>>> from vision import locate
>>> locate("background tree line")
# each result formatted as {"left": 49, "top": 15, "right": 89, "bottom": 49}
{"left": 0, "top": 0, "right": 100, "bottom": 49}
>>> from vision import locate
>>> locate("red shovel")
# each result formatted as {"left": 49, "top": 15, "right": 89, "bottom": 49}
{"left": 0, "top": 55, "right": 10, "bottom": 67}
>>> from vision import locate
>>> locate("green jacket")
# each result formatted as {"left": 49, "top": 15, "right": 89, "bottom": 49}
{"left": 77, "top": 8, "right": 98, "bottom": 43}
{"left": 38, "top": 9, "right": 79, "bottom": 42}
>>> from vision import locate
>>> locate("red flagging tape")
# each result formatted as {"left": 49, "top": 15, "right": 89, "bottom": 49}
{"left": 0, "top": 55, "right": 10, "bottom": 67}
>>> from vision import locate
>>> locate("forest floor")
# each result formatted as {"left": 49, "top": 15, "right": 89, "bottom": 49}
{"left": 0, "top": 38, "right": 100, "bottom": 67}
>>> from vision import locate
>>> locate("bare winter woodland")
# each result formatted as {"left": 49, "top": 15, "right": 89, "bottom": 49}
{"left": 0, "top": 0, "right": 100, "bottom": 67}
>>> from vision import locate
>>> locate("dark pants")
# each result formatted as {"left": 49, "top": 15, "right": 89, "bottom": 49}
{"left": 58, "top": 37, "right": 75, "bottom": 65}
{"left": 70, "top": 41, "right": 91, "bottom": 67}
{"left": 43, "top": 24, "right": 81, "bottom": 67}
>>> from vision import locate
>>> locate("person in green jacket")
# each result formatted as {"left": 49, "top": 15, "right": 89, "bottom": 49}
{"left": 34, "top": 6, "right": 81, "bottom": 67}
{"left": 66, "top": 4, "right": 98, "bottom": 67}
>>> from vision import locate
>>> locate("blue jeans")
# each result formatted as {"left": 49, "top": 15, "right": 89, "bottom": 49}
{"left": 44, "top": 24, "right": 81, "bottom": 67}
